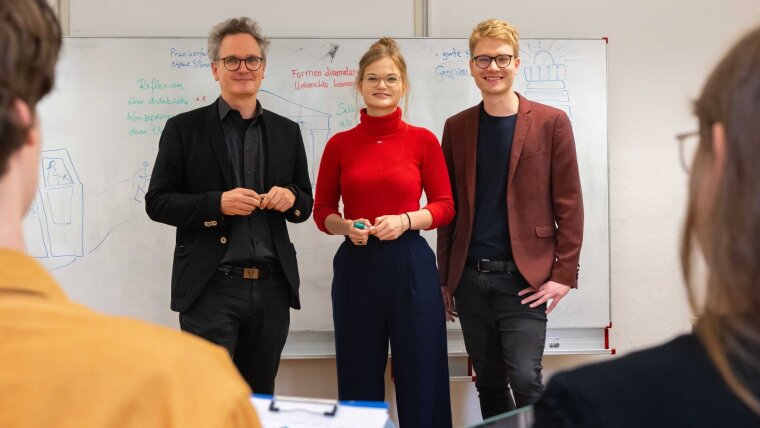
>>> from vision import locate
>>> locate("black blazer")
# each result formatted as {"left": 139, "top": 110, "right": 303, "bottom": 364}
{"left": 145, "top": 99, "right": 313, "bottom": 312}
{"left": 533, "top": 334, "right": 760, "bottom": 427}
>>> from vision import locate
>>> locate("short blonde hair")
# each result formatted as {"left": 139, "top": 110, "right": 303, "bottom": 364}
{"left": 469, "top": 19, "right": 520, "bottom": 58}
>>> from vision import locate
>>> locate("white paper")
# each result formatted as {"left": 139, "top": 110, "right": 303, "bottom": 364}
{"left": 251, "top": 396, "right": 390, "bottom": 428}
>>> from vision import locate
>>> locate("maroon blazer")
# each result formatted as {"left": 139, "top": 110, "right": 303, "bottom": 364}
{"left": 437, "top": 94, "right": 583, "bottom": 293}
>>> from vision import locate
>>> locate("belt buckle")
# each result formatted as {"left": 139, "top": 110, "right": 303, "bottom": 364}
{"left": 478, "top": 259, "right": 490, "bottom": 273}
{"left": 243, "top": 267, "right": 260, "bottom": 280}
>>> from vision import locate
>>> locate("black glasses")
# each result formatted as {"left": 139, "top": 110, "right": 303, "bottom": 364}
{"left": 472, "top": 54, "right": 514, "bottom": 69}
{"left": 676, "top": 131, "right": 699, "bottom": 173}
{"left": 218, "top": 56, "right": 264, "bottom": 72}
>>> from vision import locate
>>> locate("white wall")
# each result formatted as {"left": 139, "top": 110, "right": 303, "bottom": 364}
{"left": 48, "top": 1, "right": 760, "bottom": 426}
{"left": 64, "top": 0, "right": 415, "bottom": 37}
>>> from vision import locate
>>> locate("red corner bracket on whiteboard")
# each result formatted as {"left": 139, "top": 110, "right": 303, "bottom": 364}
{"left": 605, "top": 322, "right": 617, "bottom": 355}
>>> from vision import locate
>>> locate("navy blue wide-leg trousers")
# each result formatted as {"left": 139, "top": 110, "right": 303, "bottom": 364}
{"left": 332, "top": 231, "right": 452, "bottom": 428}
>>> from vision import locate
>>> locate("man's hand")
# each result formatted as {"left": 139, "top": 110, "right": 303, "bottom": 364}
{"left": 259, "top": 186, "right": 296, "bottom": 212}
{"left": 518, "top": 280, "right": 571, "bottom": 314}
{"left": 441, "top": 286, "right": 458, "bottom": 322}
{"left": 221, "top": 188, "right": 261, "bottom": 215}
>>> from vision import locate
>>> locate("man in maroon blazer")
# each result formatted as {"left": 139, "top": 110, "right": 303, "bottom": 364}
{"left": 437, "top": 19, "right": 584, "bottom": 418}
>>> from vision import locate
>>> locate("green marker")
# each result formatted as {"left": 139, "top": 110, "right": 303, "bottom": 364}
{"left": 353, "top": 220, "right": 366, "bottom": 230}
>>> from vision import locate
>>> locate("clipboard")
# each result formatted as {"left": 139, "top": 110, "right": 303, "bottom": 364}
{"left": 251, "top": 394, "right": 391, "bottom": 428}
{"left": 268, "top": 395, "right": 338, "bottom": 416}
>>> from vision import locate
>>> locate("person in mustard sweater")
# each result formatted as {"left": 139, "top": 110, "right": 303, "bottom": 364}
{"left": 313, "top": 37, "right": 455, "bottom": 427}
{"left": 0, "top": 1, "right": 261, "bottom": 426}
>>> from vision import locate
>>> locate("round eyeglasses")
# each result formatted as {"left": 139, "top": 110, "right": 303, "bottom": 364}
{"left": 472, "top": 54, "right": 514, "bottom": 69}
{"left": 219, "top": 56, "right": 264, "bottom": 72}
{"left": 363, "top": 74, "right": 401, "bottom": 87}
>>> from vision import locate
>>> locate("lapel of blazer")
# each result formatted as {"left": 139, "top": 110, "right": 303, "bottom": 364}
{"left": 463, "top": 104, "right": 480, "bottom": 220}
{"left": 508, "top": 93, "right": 532, "bottom": 186}
{"left": 205, "top": 99, "right": 235, "bottom": 189}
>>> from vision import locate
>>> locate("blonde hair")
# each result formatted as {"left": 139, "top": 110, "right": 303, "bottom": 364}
{"left": 469, "top": 19, "right": 520, "bottom": 57}
{"left": 355, "top": 37, "right": 409, "bottom": 114}
{"left": 682, "top": 25, "right": 760, "bottom": 416}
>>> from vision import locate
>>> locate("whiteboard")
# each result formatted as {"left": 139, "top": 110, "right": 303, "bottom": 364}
{"left": 29, "top": 37, "right": 609, "bottom": 352}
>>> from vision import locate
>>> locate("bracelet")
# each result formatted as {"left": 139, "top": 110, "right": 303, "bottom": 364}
{"left": 404, "top": 212, "right": 412, "bottom": 231}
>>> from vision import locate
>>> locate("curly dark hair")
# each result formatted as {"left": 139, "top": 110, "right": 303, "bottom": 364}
{"left": 0, "top": 0, "right": 61, "bottom": 176}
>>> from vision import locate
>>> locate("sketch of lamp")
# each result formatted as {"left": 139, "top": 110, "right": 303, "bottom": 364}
{"left": 523, "top": 50, "right": 572, "bottom": 117}
{"left": 23, "top": 148, "right": 84, "bottom": 258}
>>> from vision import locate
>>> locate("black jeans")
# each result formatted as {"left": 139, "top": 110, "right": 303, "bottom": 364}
{"left": 455, "top": 266, "right": 547, "bottom": 419}
{"left": 179, "top": 269, "right": 291, "bottom": 395}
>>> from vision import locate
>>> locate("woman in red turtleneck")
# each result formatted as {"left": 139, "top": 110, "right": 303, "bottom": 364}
{"left": 313, "top": 38, "right": 454, "bottom": 428}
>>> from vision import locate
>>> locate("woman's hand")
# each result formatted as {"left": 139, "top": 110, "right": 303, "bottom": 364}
{"left": 348, "top": 218, "right": 372, "bottom": 246}
{"left": 371, "top": 214, "right": 408, "bottom": 240}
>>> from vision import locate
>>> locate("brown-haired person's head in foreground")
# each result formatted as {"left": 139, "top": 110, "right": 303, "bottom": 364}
{"left": 682, "top": 25, "right": 760, "bottom": 415}
{"left": 0, "top": 0, "right": 60, "bottom": 178}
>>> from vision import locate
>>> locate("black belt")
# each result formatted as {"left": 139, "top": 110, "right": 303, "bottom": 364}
{"left": 466, "top": 258, "right": 519, "bottom": 274}
{"left": 218, "top": 263, "right": 280, "bottom": 280}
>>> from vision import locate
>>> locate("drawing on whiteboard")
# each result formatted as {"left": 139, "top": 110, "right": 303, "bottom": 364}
{"left": 45, "top": 159, "right": 73, "bottom": 186}
{"left": 25, "top": 149, "right": 154, "bottom": 270}
{"left": 27, "top": 90, "right": 333, "bottom": 271}
{"left": 326, "top": 44, "right": 340, "bottom": 62}
{"left": 132, "top": 160, "right": 151, "bottom": 203}
{"left": 521, "top": 41, "right": 573, "bottom": 117}
{"left": 259, "top": 89, "right": 331, "bottom": 183}
{"left": 23, "top": 148, "right": 84, "bottom": 269}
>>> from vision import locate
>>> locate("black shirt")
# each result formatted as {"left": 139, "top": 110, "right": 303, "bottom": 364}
{"left": 468, "top": 105, "right": 516, "bottom": 261}
{"left": 218, "top": 98, "right": 277, "bottom": 264}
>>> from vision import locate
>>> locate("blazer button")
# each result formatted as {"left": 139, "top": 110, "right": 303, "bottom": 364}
{"left": 294, "top": 209, "right": 301, "bottom": 217}
{"left": 220, "top": 237, "right": 227, "bottom": 244}
{"left": 203, "top": 221, "right": 210, "bottom": 227}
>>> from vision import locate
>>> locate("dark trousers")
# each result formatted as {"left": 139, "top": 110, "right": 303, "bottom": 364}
{"left": 179, "top": 269, "right": 291, "bottom": 394}
{"left": 332, "top": 231, "right": 452, "bottom": 428}
{"left": 455, "top": 266, "right": 547, "bottom": 419}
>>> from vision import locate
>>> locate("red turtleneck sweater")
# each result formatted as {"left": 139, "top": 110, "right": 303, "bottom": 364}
{"left": 314, "top": 108, "right": 454, "bottom": 233}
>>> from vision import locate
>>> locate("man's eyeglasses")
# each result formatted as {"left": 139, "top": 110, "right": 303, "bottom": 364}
{"left": 676, "top": 131, "right": 700, "bottom": 173}
{"left": 363, "top": 74, "right": 401, "bottom": 87}
{"left": 218, "top": 56, "right": 264, "bottom": 72}
{"left": 472, "top": 54, "right": 514, "bottom": 69}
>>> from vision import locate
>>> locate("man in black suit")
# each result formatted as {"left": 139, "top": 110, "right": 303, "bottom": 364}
{"left": 146, "top": 17, "right": 312, "bottom": 394}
